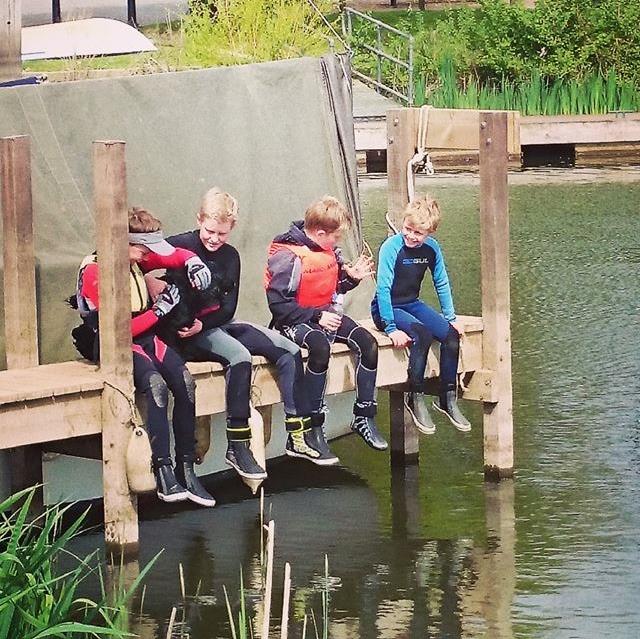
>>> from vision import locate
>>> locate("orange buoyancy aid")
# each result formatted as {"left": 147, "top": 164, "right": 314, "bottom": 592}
{"left": 265, "top": 242, "right": 338, "bottom": 307}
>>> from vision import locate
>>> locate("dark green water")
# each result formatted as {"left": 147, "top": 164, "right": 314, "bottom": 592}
{"left": 73, "top": 177, "right": 640, "bottom": 638}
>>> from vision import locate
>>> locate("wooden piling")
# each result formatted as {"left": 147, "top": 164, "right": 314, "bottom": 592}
{"left": 0, "top": 0, "right": 21, "bottom": 83}
{"left": 387, "top": 108, "right": 418, "bottom": 229}
{"left": 93, "top": 140, "right": 138, "bottom": 555}
{"left": 1, "top": 135, "right": 43, "bottom": 500}
{"left": 389, "top": 390, "right": 419, "bottom": 465}
{"left": 478, "top": 113, "right": 514, "bottom": 479}
{"left": 1, "top": 136, "right": 38, "bottom": 368}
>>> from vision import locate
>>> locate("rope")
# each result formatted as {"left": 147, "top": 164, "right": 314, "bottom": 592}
{"left": 406, "top": 105, "right": 435, "bottom": 203}
{"left": 103, "top": 379, "right": 143, "bottom": 428}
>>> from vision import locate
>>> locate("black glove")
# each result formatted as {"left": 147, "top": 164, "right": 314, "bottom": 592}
{"left": 152, "top": 284, "right": 181, "bottom": 317}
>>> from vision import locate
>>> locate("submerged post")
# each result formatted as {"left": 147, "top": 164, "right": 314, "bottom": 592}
{"left": 479, "top": 112, "right": 514, "bottom": 479}
{"left": 93, "top": 140, "right": 138, "bottom": 555}
{"left": 1, "top": 135, "right": 43, "bottom": 501}
{"left": 0, "top": 0, "right": 21, "bottom": 83}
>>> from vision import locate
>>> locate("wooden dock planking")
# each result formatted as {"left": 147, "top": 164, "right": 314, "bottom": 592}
{"left": 0, "top": 316, "right": 488, "bottom": 450}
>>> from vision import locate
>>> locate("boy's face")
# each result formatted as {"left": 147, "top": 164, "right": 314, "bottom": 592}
{"left": 129, "top": 244, "right": 150, "bottom": 264}
{"left": 307, "top": 227, "right": 342, "bottom": 250}
{"left": 198, "top": 217, "right": 234, "bottom": 252}
{"left": 401, "top": 220, "right": 429, "bottom": 248}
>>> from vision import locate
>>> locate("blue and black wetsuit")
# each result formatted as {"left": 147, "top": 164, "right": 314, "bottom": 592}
{"left": 371, "top": 233, "right": 460, "bottom": 394}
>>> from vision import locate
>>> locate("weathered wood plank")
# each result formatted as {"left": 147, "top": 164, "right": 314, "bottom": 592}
{"left": 93, "top": 140, "right": 138, "bottom": 555}
{"left": 479, "top": 113, "right": 514, "bottom": 479}
{"left": 387, "top": 108, "right": 419, "bottom": 227}
{"left": 1, "top": 136, "right": 38, "bottom": 368}
{"left": 0, "top": 0, "right": 21, "bottom": 83}
{"left": 0, "top": 391, "right": 103, "bottom": 448}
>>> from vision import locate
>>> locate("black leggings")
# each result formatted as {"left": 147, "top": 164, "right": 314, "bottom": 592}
{"left": 132, "top": 334, "right": 196, "bottom": 465}
{"left": 182, "top": 320, "right": 310, "bottom": 428}
{"left": 284, "top": 315, "right": 378, "bottom": 418}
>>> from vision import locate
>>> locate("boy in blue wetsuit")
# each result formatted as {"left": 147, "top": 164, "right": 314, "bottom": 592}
{"left": 371, "top": 194, "right": 471, "bottom": 434}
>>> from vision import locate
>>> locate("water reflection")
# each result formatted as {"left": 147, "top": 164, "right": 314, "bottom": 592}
{"left": 69, "top": 175, "right": 639, "bottom": 638}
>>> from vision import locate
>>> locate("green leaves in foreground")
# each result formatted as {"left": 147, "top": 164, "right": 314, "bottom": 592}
{"left": 0, "top": 488, "right": 154, "bottom": 639}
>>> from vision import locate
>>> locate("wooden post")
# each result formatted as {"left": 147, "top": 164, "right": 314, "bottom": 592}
{"left": 1, "top": 135, "right": 43, "bottom": 501}
{"left": 1, "top": 136, "right": 38, "bottom": 368}
{"left": 52, "top": 0, "right": 61, "bottom": 23}
{"left": 389, "top": 390, "right": 419, "bottom": 465}
{"left": 479, "top": 112, "right": 514, "bottom": 479}
{"left": 0, "top": 0, "right": 21, "bottom": 83}
{"left": 93, "top": 140, "right": 138, "bottom": 556}
{"left": 387, "top": 108, "right": 418, "bottom": 228}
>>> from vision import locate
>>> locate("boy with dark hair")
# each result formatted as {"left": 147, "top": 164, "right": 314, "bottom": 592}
{"left": 73, "top": 207, "right": 216, "bottom": 506}
{"left": 265, "top": 195, "right": 388, "bottom": 453}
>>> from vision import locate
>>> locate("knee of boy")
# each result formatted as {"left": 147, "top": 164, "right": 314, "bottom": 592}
{"left": 410, "top": 323, "right": 434, "bottom": 350}
{"left": 352, "top": 326, "right": 378, "bottom": 365}
{"left": 443, "top": 325, "right": 460, "bottom": 349}
{"left": 148, "top": 372, "right": 169, "bottom": 408}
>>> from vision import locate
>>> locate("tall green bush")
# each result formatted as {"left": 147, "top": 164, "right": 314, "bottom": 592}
{"left": 416, "top": 0, "right": 640, "bottom": 84}
{"left": 176, "top": 0, "right": 337, "bottom": 67}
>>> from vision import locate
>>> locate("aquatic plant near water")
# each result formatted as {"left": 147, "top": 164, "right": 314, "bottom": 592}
{"left": 0, "top": 487, "right": 155, "bottom": 639}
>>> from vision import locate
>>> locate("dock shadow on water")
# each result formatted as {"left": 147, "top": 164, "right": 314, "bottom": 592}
{"left": 71, "top": 174, "right": 640, "bottom": 638}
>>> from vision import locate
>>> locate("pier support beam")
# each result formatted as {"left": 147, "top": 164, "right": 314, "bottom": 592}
{"left": 389, "top": 390, "right": 419, "bottom": 465}
{"left": 1, "top": 135, "right": 43, "bottom": 503}
{"left": 479, "top": 113, "right": 514, "bottom": 479}
{"left": 387, "top": 108, "right": 418, "bottom": 229}
{"left": 0, "top": 0, "right": 21, "bottom": 83}
{"left": 94, "top": 141, "right": 138, "bottom": 556}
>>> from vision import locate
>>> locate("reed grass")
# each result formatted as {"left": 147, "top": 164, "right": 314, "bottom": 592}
{"left": 0, "top": 487, "right": 154, "bottom": 639}
{"left": 416, "top": 57, "right": 640, "bottom": 115}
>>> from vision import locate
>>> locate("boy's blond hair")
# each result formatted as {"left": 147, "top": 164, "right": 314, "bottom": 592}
{"left": 198, "top": 187, "right": 239, "bottom": 226}
{"left": 304, "top": 195, "right": 350, "bottom": 233}
{"left": 128, "top": 206, "right": 162, "bottom": 233}
{"left": 403, "top": 194, "right": 441, "bottom": 234}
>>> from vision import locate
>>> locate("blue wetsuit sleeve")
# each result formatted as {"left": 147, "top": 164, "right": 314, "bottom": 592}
{"left": 375, "top": 235, "right": 401, "bottom": 333}
{"left": 430, "top": 238, "right": 456, "bottom": 322}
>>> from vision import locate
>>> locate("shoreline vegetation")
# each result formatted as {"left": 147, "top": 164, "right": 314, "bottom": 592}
{"left": 0, "top": 488, "right": 155, "bottom": 639}
{"left": 23, "top": 0, "right": 640, "bottom": 116}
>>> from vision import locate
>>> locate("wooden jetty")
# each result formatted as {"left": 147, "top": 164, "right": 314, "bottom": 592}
{"left": 0, "top": 108, "right": 513, "bottom": 553}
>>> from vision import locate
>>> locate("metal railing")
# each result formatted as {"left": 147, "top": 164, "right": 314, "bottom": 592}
{"left": 341, "top": 7, "right": 414, "bottom": 105}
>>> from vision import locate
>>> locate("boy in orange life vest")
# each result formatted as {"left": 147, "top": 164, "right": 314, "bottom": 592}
{"left": 265, "top": 196, "right": 388, "bottom": 451}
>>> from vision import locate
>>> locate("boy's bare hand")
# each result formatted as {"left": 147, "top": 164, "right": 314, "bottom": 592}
{"left": 319, "top": 311, "right": 343, "bottom": 331}
{"left": 144, "top": 274, "right": 167, "bottom": 301}
{"left": 388, "top": 329, "right": 412, "bottom": 348}
{"left": 178, "top": 319, "right": 203, "bottom": 338}
{"left": 344, "top": 255, "right": 375, "bottom": 281}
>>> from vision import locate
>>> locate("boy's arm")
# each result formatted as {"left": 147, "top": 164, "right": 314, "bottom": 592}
{"left": 80, "top": 263, "right": 159, "bottom": 338}
{"left": 430, "top": 239, "right": 456, "bottom": 322}
{"left": 375, "top": 237, "right": 401, "bottom": 333}
{"left": 141, "top": 247, "right": 196, "bottom": 272}
{"left": 199, "top": 249, "right": 240, "bottom": 330}
{"left": 266, "top": 250, "right": 321, "bottom": 325}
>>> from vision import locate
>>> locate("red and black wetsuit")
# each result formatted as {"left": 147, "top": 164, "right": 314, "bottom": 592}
{"left": 78, "top": 249, "right": 199, "bottom": 466}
